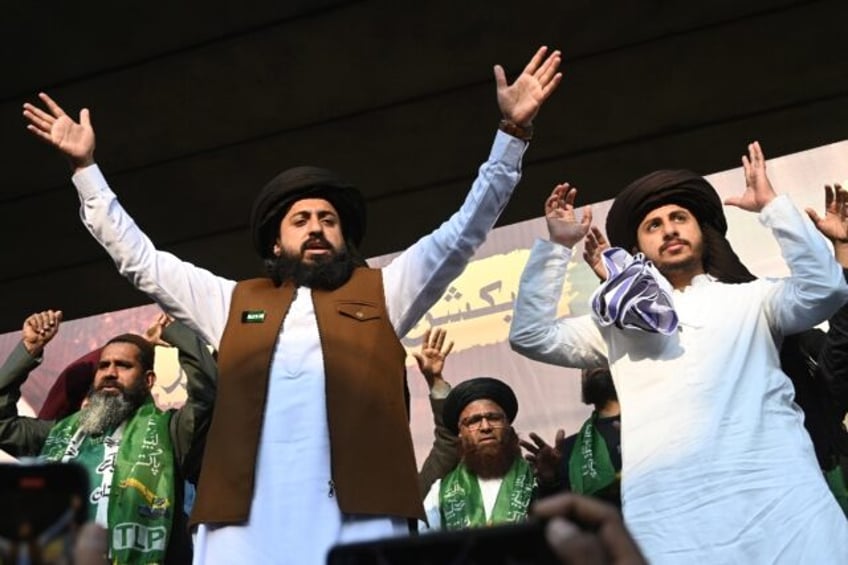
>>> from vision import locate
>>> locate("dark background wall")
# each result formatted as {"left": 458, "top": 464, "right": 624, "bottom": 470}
{"left": 2, "top": 0, "right": 846, "bottom": 333}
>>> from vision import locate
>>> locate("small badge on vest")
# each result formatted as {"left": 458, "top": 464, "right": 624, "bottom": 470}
{"left": 241, "top": 310, "right": 266, "bottom": 324}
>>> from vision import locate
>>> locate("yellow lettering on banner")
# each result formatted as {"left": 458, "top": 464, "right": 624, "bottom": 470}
{"left": 402, "top": 249, "right": 590, "bottom": 361}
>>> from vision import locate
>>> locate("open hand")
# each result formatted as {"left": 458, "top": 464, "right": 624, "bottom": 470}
{"left": 806, "top": 183, "right": 848, "bottom": 244}
{"left": 546, "top": 183, "right": 593, "bottom": 248}
{"left": 725, "top": 141, "right": 777, "bottom": 212}
{"left": 494, "top": 46, "right": 563, "bottom": 127}
{"left": 412, "top": 327, "right": 454, "bottom": 390}
{"left": 583, "top": 226, "right": 610, "bottom": 281}
{"left": 23, "top": 92, "right": 95, "bottom": 171}
{"left": 521, "top": 430, "right": 565, "bottom": 486}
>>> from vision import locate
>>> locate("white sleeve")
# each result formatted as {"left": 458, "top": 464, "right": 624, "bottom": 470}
{"left": 509, "top": 238, "right": 608, "bottom": 367}
{"left": 382, "top": 131, "right": 527, "bottom": 336}
{"left": 760, "top": 194, "right": 848, "bottom": 336}
{"left": 73, "top": 165, "right": 236, "bottom": 348}
{"left": 420, "top": 479, "right": 442, "bottom": 532}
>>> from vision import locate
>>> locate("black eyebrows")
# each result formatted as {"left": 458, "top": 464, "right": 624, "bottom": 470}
{"left": 98, "top": 359, "right": 134, "bottom": 369}
{"left": 291, "top": 209, "right": 338, "bottom": 220}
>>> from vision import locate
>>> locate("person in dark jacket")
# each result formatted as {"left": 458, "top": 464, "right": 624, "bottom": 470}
{"left": 0, "top": 310, "right": 215, "bottom": 564}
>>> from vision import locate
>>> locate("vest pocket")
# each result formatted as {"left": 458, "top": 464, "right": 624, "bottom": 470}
{"left": 336, "top": 301, "right": 382, "bottom": 322}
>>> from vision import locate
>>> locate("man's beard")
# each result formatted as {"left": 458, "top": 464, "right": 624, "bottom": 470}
{"left": 77, "top": 381, "right": 149, "bottom": 436}
{"left": 582, "top": 368, "right": 618, "bottom": 407}
{"left": 653, "top": 237, "right": 703, "bottom": 278}
{"left": 266, "top": 237, "right": 358, "bottom": 290}
{"left": 655, "top": 254, "right": 701, "bottom": 278}
{"left": 459, "top": 427, "right": 521, "bottom": 479}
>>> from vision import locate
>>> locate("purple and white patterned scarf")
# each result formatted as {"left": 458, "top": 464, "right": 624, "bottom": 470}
{"left": 590, "top": 248, "right": 679, "bottom": 335}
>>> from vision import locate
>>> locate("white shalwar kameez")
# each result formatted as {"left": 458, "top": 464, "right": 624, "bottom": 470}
{"left": 510, "top": 195, "right": 848, "bottom": 564}
{"left": 72, "top": 131, "right": 527, "bottom": 564}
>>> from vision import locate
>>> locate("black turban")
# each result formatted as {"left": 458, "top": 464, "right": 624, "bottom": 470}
{"left": 605, "top": 169, "right": 755, "bottom": 284}
{"left": 443, "top": 377, "right": 518, "bottom": 436}
{"left": 250, "top": 166, "right": 366, "bottom": 259}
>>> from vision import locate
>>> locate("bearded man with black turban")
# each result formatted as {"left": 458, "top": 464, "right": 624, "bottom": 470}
{"left": 510, "top": 142, "right": 848, "bottom": 563}
{"left": 24, "top": 46, "right": 562, "bottom": 564}
{"left": 421, "top": 377, "right": 535, "bottom": 531}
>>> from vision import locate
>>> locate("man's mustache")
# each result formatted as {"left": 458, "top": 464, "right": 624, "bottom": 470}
{"left": 96, "top": 379, "right": 125, "bottom": 393}
{"left": 301, "top": 236, "right": 333, "bottom": 252}
{"left": 660, "top": 238, "right": 690, "bottom": 253}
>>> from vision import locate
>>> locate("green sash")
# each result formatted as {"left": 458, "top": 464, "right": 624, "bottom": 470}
{"left": 568, "top": 412, "right": 618, "bottom": 496}
{"left": 439, "top": 457, "right": 535, "bottom": 530}
{"left": 41, "top": 400, "right": 175, "bottom": 564}
{"left": 825, "top": 465, "right": 848, "bottom": 519}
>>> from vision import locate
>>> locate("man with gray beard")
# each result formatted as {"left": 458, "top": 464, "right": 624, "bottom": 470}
{"left": 0, "top": 310, "right": 214, "bottom": 564}
{"left": 76, "top": 356, "right": 149, "bottom": 437}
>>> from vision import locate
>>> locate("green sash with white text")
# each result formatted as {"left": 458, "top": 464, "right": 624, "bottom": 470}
{"left": 439, "top": 457, "right": 535, "bottom": 530}
{"left": 568, "top": 411, "right": 617, "bottom": 496}
{"left": 41, "top": 400, "right": 175, "bottom": 564}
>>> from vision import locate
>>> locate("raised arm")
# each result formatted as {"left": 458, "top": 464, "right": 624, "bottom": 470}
{"left": 23, "top": 94, "right": 235, "bottom": 347}
{"left": 724, "top": 141, "right": 778, "bottom": 213}
{"left": 382, "top": 46, "right": 563, "bottom": 335}
{"left": 494, "top": 45, "right": 563, "bottom": 134}
{"left": 0, "top": 311, "right": 63, "bottom": 457}
{"left": 23, "top": 93, "right": 94, "bottom": 173}
{"left": 805, "top": 182, "right": 848, "bottom": 267}
{"left": 159, "top": 317, "right": 218, "bottom": 483}
{"left": 583, "top": 226, "right": 610, "bottom": 282}
{"left": 805, "top": 183, "right": 848, "bottom": 410}
{"left": 731, "top": 143, "right": 848, "bottom": 334}
{"left": 509, "top": 185, "right": 607, "bottom": 367}
{"left": 412, "top": 328, "right": 459, "bottom": 495}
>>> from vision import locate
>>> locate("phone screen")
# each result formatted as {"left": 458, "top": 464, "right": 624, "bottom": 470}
{"left": 0, "top": 462, "right": 88, "bottom": 565}
{"left": 328, "top": 518, "right": 560, "bottom": 565}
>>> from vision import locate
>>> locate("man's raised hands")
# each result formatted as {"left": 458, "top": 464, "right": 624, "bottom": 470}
{"left": 23, "top": 92, "right": 95, "bottom": 172}
{"left": 521, "top": 430, "right": 565, "bottom": 487}
{"left": 806, "top": 183, "right": 848, "bottom": 244}
{"left": 22, "top": 309, "right": 63, "bottom": 357}
{"left": 494, "top": 46, "right": 563, "bottom": 128}
{"left": 725, "top": 141, "right": 777, "bottom": 213}
{"left": 806, "top": 183, "right": 848, "bottom": 268}
{"left": 583, "top": 226, "right": 610, "bottom": 281}
{"left": 546, "top": 183, "right": 593, "bottom": 248}
{"left": 412, "top": 327, "right": 454, "bottom": 392}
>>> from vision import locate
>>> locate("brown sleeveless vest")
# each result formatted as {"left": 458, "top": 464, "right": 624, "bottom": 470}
{"left": 190, "top": 268, "right": 424, "bottom": 525}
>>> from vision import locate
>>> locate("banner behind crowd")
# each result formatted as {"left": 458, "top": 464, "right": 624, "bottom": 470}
{"left": 2, "top": 140, "right": 846, "bottom": 464}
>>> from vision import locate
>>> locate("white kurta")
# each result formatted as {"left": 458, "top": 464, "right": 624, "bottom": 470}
{"left": 510, "top": 195, "right": 848, "bottom": 564}
{"left": 73, "top": 131, "right": 527, "bottom": 564}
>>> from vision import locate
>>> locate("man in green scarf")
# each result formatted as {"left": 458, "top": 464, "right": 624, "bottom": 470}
{"left": 523, "top": 367, "right": 622, "bottom": 507}
{"left": 0, "top": 310, "right": 214, "bottom": 564}
{"left": 421, "top": 377, "right": 535, "bottom": 530}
